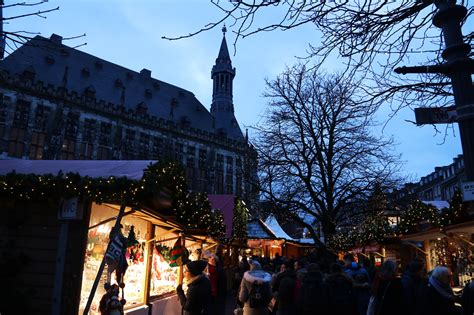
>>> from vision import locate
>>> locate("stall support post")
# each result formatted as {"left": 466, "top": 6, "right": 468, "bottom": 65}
{"left": 423, "top": 240, "right": 432, "bottom": 271}
{"left": 51, "top": 222, "right": 69, "bottom": 315}
{"left": 144, "top": 223, "right": 155, "bottom": 305}
{"left": 178, "top": 233, "right": 186, "bottom": 285}
{"left": 83, "top": 202, "right": 127, "bottom": 315}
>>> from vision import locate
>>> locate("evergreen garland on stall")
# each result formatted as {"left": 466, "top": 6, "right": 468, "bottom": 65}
{"left": 0, "top": 161, "right": 225, "bottom": 237}
{"left": 175, "top": 191, "right": 226, "bottom": 238}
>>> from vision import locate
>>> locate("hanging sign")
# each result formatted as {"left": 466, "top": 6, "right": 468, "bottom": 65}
{"left": 58, "top": 196, "right": 83, "bottom": 220}
{"left": 461, "top": 181, "right": 474, "bottom": 201}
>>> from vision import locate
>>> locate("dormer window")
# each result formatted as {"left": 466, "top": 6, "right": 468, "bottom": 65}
{"left": 22, "top": 66, "right": 36, "bottom": 80}
{"left": 126, "top": 72, "right": 133, "bottom": 80}
{"left": 153, "top": 82, "right": 160, "bottom": 91}
{"left": 115, "top": 79, "right": 123, "bottom": 88}
{"left": 180, "top": 116, "right": 191, "bottom": 128}
{"left": 45, "top": 55, "right": 55, "bottom": 65}
{"left": 84, "top": 85, "right": 96, "bottom": 98}
{"left": 95, "top": 61, "right": 103, "bottom": 70}
{"left": 136, "top": 102, "right": 148, "bottom": 115}
{"left": 81, "top": 67, "right": 90, "bottom": 78}
{"left": 60, "top": 49, "right": 70, "bottom": 57}
{"left": 145, "top": 89, "right": 152, "bottom": 98}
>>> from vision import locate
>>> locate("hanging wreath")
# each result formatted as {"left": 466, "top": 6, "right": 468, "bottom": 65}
{"left": 155, "top": 243, "right": 172, "bottom": 262}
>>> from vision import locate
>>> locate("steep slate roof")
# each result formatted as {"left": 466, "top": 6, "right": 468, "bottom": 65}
{"left": 247, "top": 218, "right": 277, "bottom": 239}
{"left": 0, "top": 35, "right": 214, "bottom": 133}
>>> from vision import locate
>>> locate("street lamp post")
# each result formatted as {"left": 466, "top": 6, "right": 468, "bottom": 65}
{"left": 395, "top": 0, "right": 474, "bottom": 208}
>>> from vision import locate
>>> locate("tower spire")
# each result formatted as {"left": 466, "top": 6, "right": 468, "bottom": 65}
{"left": 210, "top": 28, "right": 243, "bottom": 140}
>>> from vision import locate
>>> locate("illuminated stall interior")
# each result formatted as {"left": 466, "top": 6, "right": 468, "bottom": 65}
{"left": 79, "top": 201, "right": 222, "bottom": 315}
{"left": 79, "top": 203, "right": 185, "bottom": 314}
{"left": 401, "top": 221, "right": 474, "bottom": 288}
{"left": 246, "top": 218, "right": 283, "bottom": 258}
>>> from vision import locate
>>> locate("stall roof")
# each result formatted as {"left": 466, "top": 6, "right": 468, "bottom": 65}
{"left": 444, "top": 221, "right": 474, "bottom": 234}
{"left": 400, "top": 228, "right": 446, "bottom": 241}
{"left": 263, "top": 215, "right": 294, "bottom": 241}
{"left": 247, "top": 219, "right": 277, "bottom": 239}
{"left": 0, "top": 160, "right": 156, "bottom": 179}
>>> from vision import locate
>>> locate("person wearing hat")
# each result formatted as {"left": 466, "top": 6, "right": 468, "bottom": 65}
{"left": 239, "top": 259, "right": 272, "bottom": 315}
{"left": 176, "top": 260, "right": 211, "bottom": 315}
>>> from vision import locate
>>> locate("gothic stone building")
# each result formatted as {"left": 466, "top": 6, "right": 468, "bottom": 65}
{"left": 0, "top": 32, "right": 257, "bottom": 201}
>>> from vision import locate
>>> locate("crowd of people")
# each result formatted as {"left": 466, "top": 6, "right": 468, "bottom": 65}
{"left": 175, "top": 251, "right": 474, "bottom": 315}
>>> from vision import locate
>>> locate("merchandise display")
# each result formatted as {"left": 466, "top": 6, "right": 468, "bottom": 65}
{"left": 150, "top": 246, "right": 179, "bottom": 297}
{"left": 429, "top": 235, "right": 474, "bottom": 287}
{"left": 79, "top": 204, "right": 149, "bottom": 314}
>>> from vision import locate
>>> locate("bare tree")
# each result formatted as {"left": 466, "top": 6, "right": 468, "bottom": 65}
{"left": 1, "top": 1, "right": 85, "bottom": 58}
{"left": 254, "top": 64, "right": 401, "bottom": 245}
{"left": 164, "top": 0, "right": 472, "bottom": 118}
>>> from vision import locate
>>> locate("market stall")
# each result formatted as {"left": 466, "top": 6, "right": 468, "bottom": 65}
{"left": 401, "top": 221, "right": 474, "bottom": 287}
{"left": 0, "top": 160, "right": 225, "bottom": 315}
{"left": 246, "top": 218, "right": 283, "bottom": 258}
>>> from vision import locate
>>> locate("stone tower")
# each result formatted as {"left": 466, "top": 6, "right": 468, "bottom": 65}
{"left": 210, "top": 26, "right": 243, "bottom": 140}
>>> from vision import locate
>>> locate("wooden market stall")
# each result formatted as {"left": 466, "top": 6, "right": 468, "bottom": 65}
{"left": 0, "top": 160, "right": 223, "bottom": 315}
{"left": 401, "top": 221, "right": 474, "bottom": 288}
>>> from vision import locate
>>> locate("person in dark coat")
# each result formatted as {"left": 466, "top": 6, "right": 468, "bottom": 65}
{"left": 461, "top": 280, "right": 474, "bottom": 315}
{"left": 371, "top": 260, "right": 403, "bottom": 315}
{"left": 324, "top": 262, "right": 357, "bottom": 315}
{"left": 272, "top": 260, "right": 297, "bottom": 315}
{"left": 353, "top": 272, "right": 371, "bottom": 315}
{"left": 297, "top": 263, "right": 328, "bottom": 315}
{"left": 208, "top": 254, "right": 227, "bottom": 315}
{"left": 401, "top": 259, "right": 426, "bottom": 315}
{"left": 420, "top": 266, "right": 459, "bottom": 315}
{"left": 176, "top": 260, "right": 211, "bottom": 315}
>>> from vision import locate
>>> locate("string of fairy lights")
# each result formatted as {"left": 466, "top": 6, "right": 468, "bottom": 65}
{"left": 1, "top": 161, "right": 468, "bottom": 250}
{"left": 328, "top": 190, "right": 469, "bottom": 251}
{"left": 0, "top": 161, "right": 233, "bottom": 238}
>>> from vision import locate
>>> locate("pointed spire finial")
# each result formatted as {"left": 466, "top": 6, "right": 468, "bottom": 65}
{"left": 222, "top": 24, "right": 227, "bottom": 37}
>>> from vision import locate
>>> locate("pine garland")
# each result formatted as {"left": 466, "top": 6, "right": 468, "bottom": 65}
{"left": 329, "top": 191, "right": 470, "bottom": 251}
{"left": 0, "top": 161, "right": 225, "bottom": 237}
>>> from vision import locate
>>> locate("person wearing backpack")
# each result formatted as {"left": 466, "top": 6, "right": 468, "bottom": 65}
{"left": 239, "top": 260, "right": 272, "bottom": 315}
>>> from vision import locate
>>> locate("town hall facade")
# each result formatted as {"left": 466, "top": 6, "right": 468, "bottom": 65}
{"left": 0, "top": 30, "right": 257, "bottom": 202}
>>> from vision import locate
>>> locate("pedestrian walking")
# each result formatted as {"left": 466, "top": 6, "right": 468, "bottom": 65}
{"left": 208, "top": 254, "right": 227, "bottom": 315}
{"left": 176, "top": 260, "right": 211, "bottom": 315}
{"left": 401, "top": 259, "right": 427, "bottom": 315}
{"left": 272, "top": 260, "right": 297, "bottom": 315}
{"left": 238, "top": 260, "right": 272, "bottom": 315}
{"left": 461, "top": 279, "right": 474, "bottom": 315}
{"left": 297, "top": 263, "right": 328, "bottom": 315}
{"left": 420, "top": 266, "right": 460, "bottom": 315}
{"left": 370, "top": 260, "right": 403, "bottom": 315}
{"left": 325, "top": 262, "right": 357, "bottom": 315}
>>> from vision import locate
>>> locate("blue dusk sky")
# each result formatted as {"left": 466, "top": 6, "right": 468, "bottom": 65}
{"left": 4, "top": 0, "right": 467, "bottom": 181}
